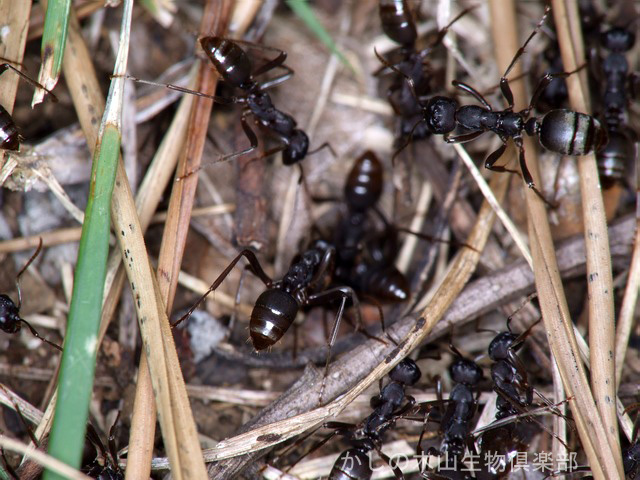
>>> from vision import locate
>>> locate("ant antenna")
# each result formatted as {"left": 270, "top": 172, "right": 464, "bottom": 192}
{"left": 1, "top": 64, "right": 59, "bottom": 102}
{"left": 15, "top": 238, "right": 43, "bottom": 310}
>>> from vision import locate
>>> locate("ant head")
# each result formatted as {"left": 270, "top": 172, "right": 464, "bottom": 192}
{"left": 200, "top": 36, "right": 254, "bottom": 89}
{"left": 0, "top": 295, "right": 21, "bottom": 334}
{"left": 424, "top": 96, "right": 457, "bottom": 134}
{"left": 282, "top": 130, "right": 309, "bottom": 166}
{"left": 601, "top": 27, "right": 636, "bottom": 53}
{"left": 449, "top": 357, "right": 483, "bottom": 386}
{"left": 344, "top": 150, "right": 383, "bottom": 212}
{"left": 389, "top": 358, "right": 421, "bottom": 386}
{"left": 488, "top": 331, "right": 519, "bottom": 361}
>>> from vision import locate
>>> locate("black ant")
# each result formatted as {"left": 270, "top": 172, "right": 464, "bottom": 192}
{"left": 283, "top": 358, "right": 421, "bottom": 479}
{"left": 173, "top": 240, "right": 364, "bottom": 401}
{"left": 0, "top": 239, "right": 62, "bottom": 351}
{"left": 377, "top": 2, "right": 474, "bottom": 148}
{"left": 123, "top": 37, "right": 329, "bottom": 178}
{"left": 594, "top": 24, "right": 638, "bottom": 188}
{"left": 0, "top": 63, "right": 58, "bottom": 151}
{"left": 330, "top": 150, "right": 410, "bottom": 304}
{"left": 377, "top": 7, "right": 607, "bottom": 199}
{"left": 410, "top": 345, "right": 483, "bottom": 479}
{"left": 81, "top": 414, "right": 124, "bottom": 480}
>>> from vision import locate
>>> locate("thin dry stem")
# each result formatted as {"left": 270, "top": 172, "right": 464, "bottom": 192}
{"left": 552, "top": 0, "right": 621, "bottom": 470}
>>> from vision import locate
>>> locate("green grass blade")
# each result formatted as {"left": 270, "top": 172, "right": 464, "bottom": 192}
{"left": 34, "top": 0, "right": 72, "bottom": 105}
{"left": 43, "top": 0, "right": 134, "bottom": 477}
{"left": 286, "top": 0, "right": 355, "bottom": 73}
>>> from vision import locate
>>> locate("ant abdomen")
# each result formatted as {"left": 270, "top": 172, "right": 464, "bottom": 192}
{"left": 597, "top": 130, "right": 635, "bottom": 188}
{"left": 200, "top": 36, "right": 253, "bottom": 89}
{"left": 0, "top": 295, "right": 21, "bottom": 334}
{"left": 0, "top": 105, "right": 20, "bottom": 151}
{"left": 329, "top": 447, "right": 372, "bottom": 480}
{"left": 344, "top": 150, "right": 384, "bottom": 212}
{"left": 537, "top": 109, "right": 607, "bottom": 156}
{"left": 249, "top": 288, "right": 299, "bottom": 350}
{"left": 362, "top": 266, "right": 409, "bottom": 303}
{"left": 379, "top": 0, "right": 417, "bottom": 47}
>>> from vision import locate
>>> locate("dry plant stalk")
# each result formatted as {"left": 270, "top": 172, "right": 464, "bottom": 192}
{"left": 551, "top": 0, "right": 622, "bottom": 473}
{"left": 0, "top": 2, "right": 32, "bottom": 176}
{"left": 480, "top": 0, "right": 624, "bottom": 477}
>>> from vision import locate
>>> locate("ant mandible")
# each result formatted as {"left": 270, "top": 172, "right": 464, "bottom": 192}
{"left": 0, "top": 239, "right": 62, "bottom": 351}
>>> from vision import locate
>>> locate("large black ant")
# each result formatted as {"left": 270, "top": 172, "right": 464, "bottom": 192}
{"left": 284, "top": 358, "right": 421, "bottom": 480}
{"left": 377, "top": 7, "right": 607, "bottom": 196}
{"left": 124, "top": 37, "right": 329, "bottom": 178}
{"left": 594, "top": 24, "right": 638, "bottom": 188}
{"left": 173, "top": 240, "right": 364, "bottom": 400}
{"left": 329, "top": 150, "right": 410, "bottom": 304}
{"left": 410, "top": 344, "right": 483, "bottom": 479}
{"left": 0, "top": 63, "right": 58, "bottom": 151}
{"left": 377, "top": 2, "right": 476, "bottom": 169}
{"left": 0, "top": 240, "right": 62, "bottom": 351}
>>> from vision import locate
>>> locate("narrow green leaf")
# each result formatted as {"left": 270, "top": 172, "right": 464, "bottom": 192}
{"left": 35, "top": 0, "right": 71, "bottom": 104}
{"left": 44, "top": 0, "right": 134, "bottom": 474}
{"left": 286, "top": 0, "right": 355, "bottom": 73}
{"left": 43, "top": 126, "right": 121, "bottom": 480}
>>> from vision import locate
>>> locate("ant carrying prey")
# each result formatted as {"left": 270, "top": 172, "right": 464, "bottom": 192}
{"left": 377, "top": 7, "right": 607, "bottom": 200}
{"left": 122, "top": 37, "right": 331, "bottom": 178}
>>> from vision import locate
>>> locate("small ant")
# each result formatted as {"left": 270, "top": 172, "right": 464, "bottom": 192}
{"left": 123, "top": 37, "right": 330, "bottom": 178}
{"left": 595, "top": 24, "right": 638, "bottom": 188}
{"left": 284, "top": 358, "right": 421, "bottom": 480}
{"left": 377, "top": 7, "right": 607, "bottom": 199}
{"left": 0, "top": 63, "right": 58, "bottom": 151}
{"left": 0, "top": 239, "right": 62, "bottom": 351}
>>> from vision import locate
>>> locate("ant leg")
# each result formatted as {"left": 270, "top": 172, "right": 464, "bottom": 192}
{"left": 227, "top": 266, "right": 251, "bottom": 340}
{"left": 374, "top": 48, "right": 419, "bottom": 101}
{"left": 525, "top": 66, "right": 585, "bottom": 116}
{"left": 172, "top": 250, "right": 273, "bottom": 328}
{"left": 518, "top": 144, "right": 559, "bottom": 208}
{"left": 256, "top": 65, "right": 293, "bottom": 90}
{"left": 178, "top": 112, "right": 259, "bottom": 180}
{"left": 307, "top": 141, "right": 336, "bottom": 158}
{"left": 19, "top": 319, "right": 62, "bottom": 351}
{"left": 15, "top": 238, "right": 43, "bottom": 310}
{"left": 282, "top": 424, "right": 351, "bottom": 472}
{"left": 417, "top": 6, "right": 478, "bottom": 59}
{"left": 451, "top": 81, "right": 492, "bottom": 110}
{"left": 307, "top": 247, "right": 336, "bottom": 291}
{"left": 444, "top": 130, "right": 484, "bottom": 144}
{"left": 392, "top": 119, "right": 426, "bottom": 166}
{"left": 484, "top": 142, "right": 519, "bottom": 176}
{"left": 499, "top": 7, "right": 552, "bottom": 109}
{"left": 0, "top": 64, "right": 58, "bottom": 102}
{"left": 501, "top": 7, "right": 551, "bottom": 82}
{"left": 307, "top": 286, "right": 361, "bottom": 403}
{"left": 374, "top": 445, "right": 405, "bottom": 479}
